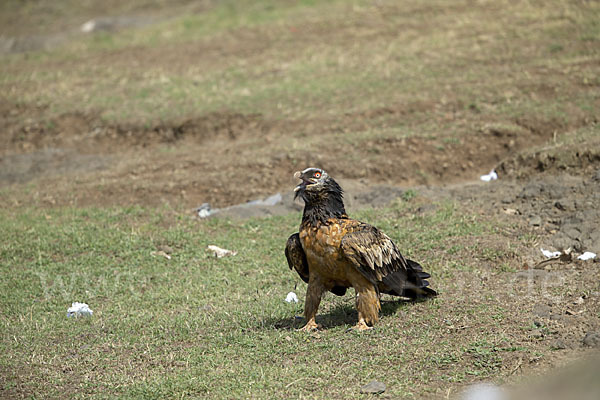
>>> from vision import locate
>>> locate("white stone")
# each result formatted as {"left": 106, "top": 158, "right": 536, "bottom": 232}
{"left": 285, "top": 292, "right": 299, "bottom": 303}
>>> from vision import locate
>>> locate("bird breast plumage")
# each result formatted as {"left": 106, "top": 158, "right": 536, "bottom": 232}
{"left": 299, "top": 219, "right": 363, "bottom": 284}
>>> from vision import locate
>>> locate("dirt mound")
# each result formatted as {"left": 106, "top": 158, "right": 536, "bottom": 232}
{"left": 3, "top": 88, "right": 595, "bottom": 206}
{"left": 352, "top": 118, "right": 559, "bottom": 185}
{"left": 510, "top": 174, "right": 600, "bottom": 255}
{"left": 429, "top": 170, "right": 600, "bottom": 256}
{"left": 5, "top": 110, "right": 270, "bottom": 154}
{"left": 0, "top": 105, "right": 592, "bottom": 209}
{"left": 498, "top": 141, "right": 600, "bottom": 179}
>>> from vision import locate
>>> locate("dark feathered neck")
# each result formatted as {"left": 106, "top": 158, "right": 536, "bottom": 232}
{"left": 301, "top": 178, "right": 347, "bottom": 225}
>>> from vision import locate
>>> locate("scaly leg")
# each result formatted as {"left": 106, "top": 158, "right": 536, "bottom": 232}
{"left": 353, "top": 285, "right": 380, "bottom": 331}
{"left": 298, "top": 277, "right": 326, "bottom": 332}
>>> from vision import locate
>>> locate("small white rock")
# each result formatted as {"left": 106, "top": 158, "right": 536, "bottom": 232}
{"left": 577, "top": 251, "right": 597, "bottom": 261}
{"left": 207, "top": 245, "right": 237, "bottom": 258}
{"left": 151, "top": 250, "right": 171, "bottom": 260}
{"left": 285, "top": 292, "right": 299, "bottom": 303}
{"left": 480, "top": 170, "right": 498, "bottom": 182}
{"left": 540, "top": 248, "right": 561, "bottom": 258}
{"left": 67, "top": 302, "right": 93, "bottom": 318}
{"left": 198, "top": 209, "right": 211, "bottom": 218}
{"left": 80, "top": 20, "right": 96, "bottom": 33}
{"left": 196, "top": 203, "right": 213, "bottom": 218}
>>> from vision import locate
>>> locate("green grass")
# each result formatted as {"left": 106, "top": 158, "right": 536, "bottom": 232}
{"left": 2, "top": 0, "right": 598, "bottom": 126}
{"left": 0, "top": 201, "right": 537, "bottom": 398}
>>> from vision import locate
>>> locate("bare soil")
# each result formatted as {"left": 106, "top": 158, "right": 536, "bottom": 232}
{"left": 1, "top": 98, "right": 596, "bottom": 210}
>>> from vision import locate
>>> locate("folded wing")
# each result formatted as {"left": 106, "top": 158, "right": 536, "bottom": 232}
{"left": 340, "top": 223, "right": 436, "bottom": 298}
{"left": 285, "top": 233, "right": 310, "bottom": 284}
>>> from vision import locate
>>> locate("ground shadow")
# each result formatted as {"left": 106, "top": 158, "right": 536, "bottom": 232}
{"left": 265, "top": 298, "right": 421, "bottom": 331}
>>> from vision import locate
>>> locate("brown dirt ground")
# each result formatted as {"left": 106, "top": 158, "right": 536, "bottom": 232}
{"left": 1, "top": 97, "right": 595, "bottom": 209}
{"left": 1, "top": 1, "right": 598, "bottom": 210}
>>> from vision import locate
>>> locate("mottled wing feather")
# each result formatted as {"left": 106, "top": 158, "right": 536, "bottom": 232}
{"left": 285, "top": 233, "right": 309, "bottom": 284}
{"left": 341, "top": 223, "right": 409, "bottom": 286}
{"left": 341, "top": 222, "right": 437, "bottom": 297}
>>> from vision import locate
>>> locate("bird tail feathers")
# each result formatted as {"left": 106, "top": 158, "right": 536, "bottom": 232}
{"left": 404, "top": 259, "right": 437, "bottom": 298}
{"left": 381, "top": 259, "right": 438, "bottom": 299}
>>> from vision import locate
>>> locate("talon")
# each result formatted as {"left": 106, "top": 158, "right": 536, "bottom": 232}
{"left": 297, "top": 319, "right": 319, "bottom": 332}
{"left": 352, "top": 320, "right": 373, "bottom": 332}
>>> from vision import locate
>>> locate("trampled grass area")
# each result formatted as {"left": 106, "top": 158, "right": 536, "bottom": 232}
{"left": 1, "top": 200, "right": 549, "bottom": 398}
{"left": 1, "top": 0, "right": 598, "bottom": 125}
{"left": 1, "top": 0, "right": 598, "bottom": 210}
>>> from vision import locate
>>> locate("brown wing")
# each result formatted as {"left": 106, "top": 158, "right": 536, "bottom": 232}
{"left": 341, "top": 223, "right": 436, "bottom": 298}
{"left": 340, "top": 223, "right": 407, "bottom": 283}
{"left": 285, "top": 232, "right": 348, "bottom": 296}
{"left": 285, "top": 233, "right": 309, "bottom": 284}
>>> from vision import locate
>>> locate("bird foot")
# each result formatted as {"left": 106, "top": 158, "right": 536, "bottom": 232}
{"left": 351, "top": 320, "right": 373, "bottom": 332}
{"left": 297, "top": 319, "right": 319, "bottom": 332}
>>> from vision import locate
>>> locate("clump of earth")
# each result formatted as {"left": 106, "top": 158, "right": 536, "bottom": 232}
{"left": 438, "top": 170, "right": 600, "bottom": 256}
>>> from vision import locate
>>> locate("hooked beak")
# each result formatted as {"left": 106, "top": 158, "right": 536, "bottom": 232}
{"left": 293, "top": 171, "right": 304, "bottom": 193}
{"left": 293, "top": 171, "right": 316, "bottom": 193}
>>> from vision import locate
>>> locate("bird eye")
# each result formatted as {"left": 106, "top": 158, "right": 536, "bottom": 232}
{"left": 314, "top": 172, "right": 321, "bottom": 178}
